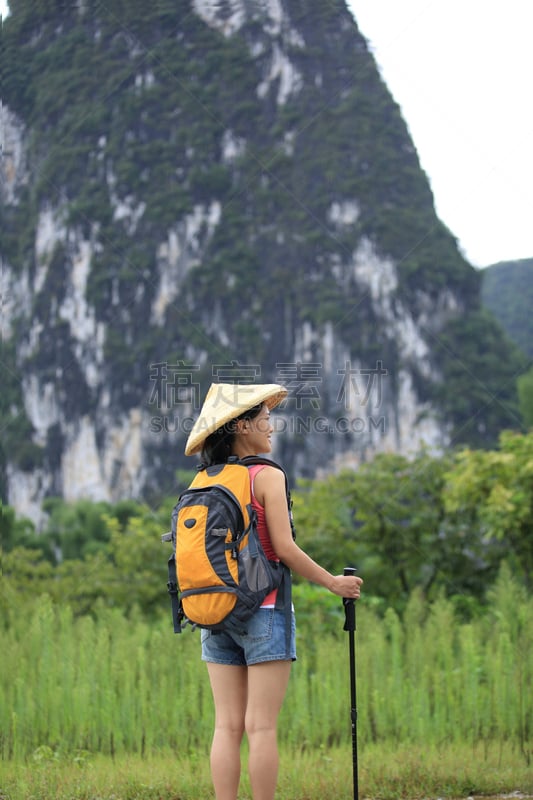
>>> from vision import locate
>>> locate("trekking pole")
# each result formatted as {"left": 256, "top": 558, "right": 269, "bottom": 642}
{"left": 343, "top": 566, "right": 358, "bottom": 800}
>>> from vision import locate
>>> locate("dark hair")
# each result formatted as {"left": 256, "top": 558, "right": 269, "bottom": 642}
{"left": 201, "top": 403, "right": 264, "bottom": 466}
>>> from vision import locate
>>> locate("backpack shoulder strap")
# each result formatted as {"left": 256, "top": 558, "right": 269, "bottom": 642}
{"left": 239, "top": 455, "right": 284, "bottom": 472}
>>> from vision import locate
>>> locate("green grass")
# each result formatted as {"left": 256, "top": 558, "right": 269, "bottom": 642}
{"left": 3, "top": 576, "right": 531, "bottom": 760}
{"left": 1, "top": 569, "right": 531, "bottom": 798}
{"left": 0, "top": 743, "right": 531, "bottom": 800}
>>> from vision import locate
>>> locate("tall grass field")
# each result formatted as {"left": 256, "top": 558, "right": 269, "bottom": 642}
{"left": 1, "top": 568, "right": 531, "bottom": 799}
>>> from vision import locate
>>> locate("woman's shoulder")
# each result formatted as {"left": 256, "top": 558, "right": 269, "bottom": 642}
{"left": 252, "top": 462, "right": 286, "bottom": 499}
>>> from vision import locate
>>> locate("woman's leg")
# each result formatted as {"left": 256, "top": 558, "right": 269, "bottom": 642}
{"left": 245, "top": 660, "right": 292, "bottom": 800}
{"left": 205, "top": 663, "right": 248, "bottom": 800}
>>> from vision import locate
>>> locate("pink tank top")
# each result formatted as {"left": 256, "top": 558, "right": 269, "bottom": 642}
{"left": 248, "top": 464, "right": 279, "bottom": 606}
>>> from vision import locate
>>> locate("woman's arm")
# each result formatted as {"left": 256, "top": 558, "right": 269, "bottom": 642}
{"left": 254, "top": 466, "right": 362, "bottom": 599}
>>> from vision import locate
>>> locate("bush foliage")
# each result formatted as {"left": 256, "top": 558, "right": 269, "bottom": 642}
{"left": 2, "top": 431, "right": 532, "bottom": 619}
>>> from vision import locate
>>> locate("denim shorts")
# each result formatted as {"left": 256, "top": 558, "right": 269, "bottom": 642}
{"left": 201, "top": 608, "right": 297, "bottom": 666}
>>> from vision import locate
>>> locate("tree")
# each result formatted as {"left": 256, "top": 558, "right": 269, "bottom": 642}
{"left": 1, "top": 499, "right": 173, "bottom": 620}
{"left": 292, "top": 474, "right": 357, "bottom": 573}
{"left": 340, "top": 451, "right": 467, "bottom": 609}
{"left": 0, "top": 504, "right": 36, "bottom": 551}
{"left": 39, "top": 497, "right": 145, "bottom": 561}
{"left": 293, "top": 450, "right": 492, "bottom": 611}
{"left": 444, "top": 430, "right": 533, "bottom": 589}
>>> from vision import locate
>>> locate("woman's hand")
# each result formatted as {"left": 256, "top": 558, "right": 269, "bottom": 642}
{"left": 329, "top": 574, "right": 363, "bottom": 599}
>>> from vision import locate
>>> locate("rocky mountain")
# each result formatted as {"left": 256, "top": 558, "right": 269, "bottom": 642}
{"left": 1, "top": 0, "right": 523, "bottom": 523}
{"left": 481, "top": 258, "right": 533, "bottom": 358}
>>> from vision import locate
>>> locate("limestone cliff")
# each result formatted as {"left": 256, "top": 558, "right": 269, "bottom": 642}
{"left": 0, "top": 0, "right": 522, "bottom": 521}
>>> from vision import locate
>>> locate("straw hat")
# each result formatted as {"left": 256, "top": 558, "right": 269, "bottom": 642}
{"left": 184, "top": 382, "right": 287, "bottom": 456}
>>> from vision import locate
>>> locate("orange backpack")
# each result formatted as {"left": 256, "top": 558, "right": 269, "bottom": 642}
{"left": 163, "top": 456, "right": 292, "bottom": 636}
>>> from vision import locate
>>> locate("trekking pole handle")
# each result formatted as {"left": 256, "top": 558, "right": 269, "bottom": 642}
{"left": 344, "top": 566, "right": 357, "bottom": 579}
{"left": 343, "top": 566, "right": 357, "bottom": 632}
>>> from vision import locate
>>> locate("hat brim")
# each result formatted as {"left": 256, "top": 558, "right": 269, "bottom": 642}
{"left": 184, "top": 382, "right": 287, "bottom": 456}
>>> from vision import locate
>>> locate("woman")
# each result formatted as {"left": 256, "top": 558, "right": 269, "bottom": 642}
{"left": 184, "top": 382, "right": 363, "bottom": 800}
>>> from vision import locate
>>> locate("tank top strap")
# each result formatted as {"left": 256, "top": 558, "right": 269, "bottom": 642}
{"left": 247, "top": 463, "right": 268, "bottom": 503}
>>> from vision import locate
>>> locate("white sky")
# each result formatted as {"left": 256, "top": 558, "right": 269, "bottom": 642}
{"left": 2, "top": 0, "right": 531, "bottom": 267}
{"left": 346, "top": 0, "right": 533, "bottom": 267}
